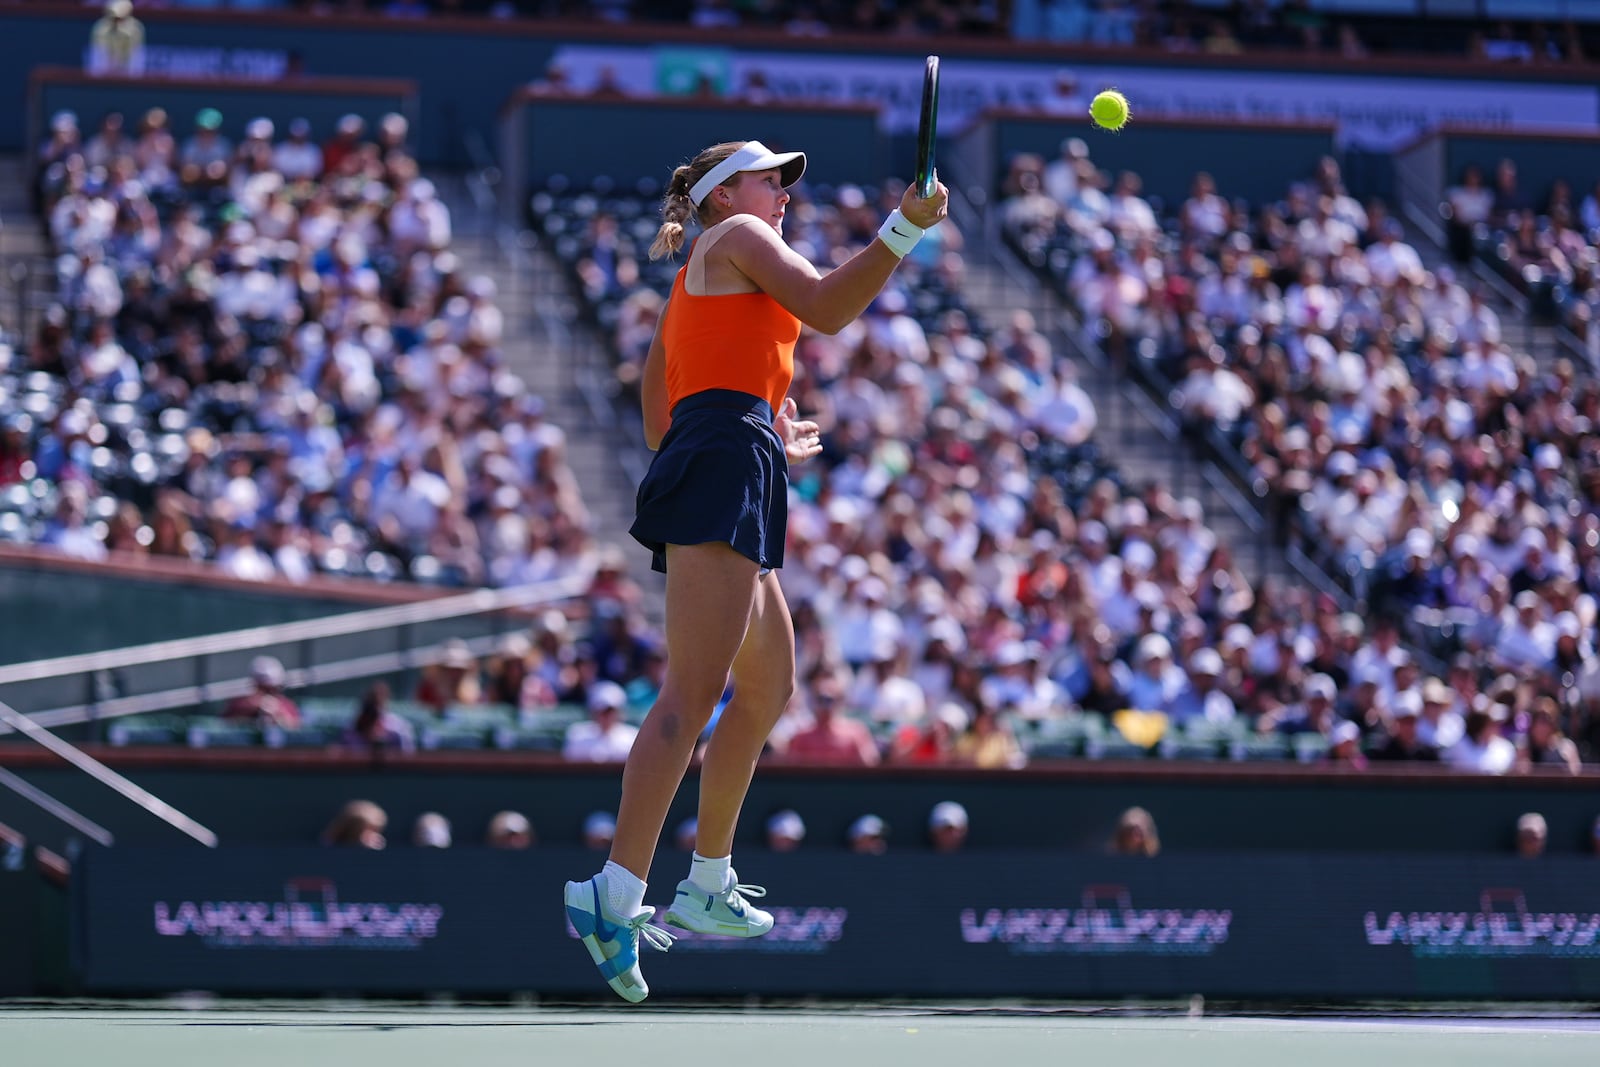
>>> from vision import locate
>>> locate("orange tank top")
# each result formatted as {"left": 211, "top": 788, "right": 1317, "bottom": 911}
{"left": 663, "top": 235, "right": 800, "bottom": 415}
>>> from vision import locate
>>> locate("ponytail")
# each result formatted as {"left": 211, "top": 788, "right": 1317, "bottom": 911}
{"left": 647, "top": 140, "right": 748, "bottom": 261}
{"left": 649, "top": 165, "right": 695, "bottom": 261}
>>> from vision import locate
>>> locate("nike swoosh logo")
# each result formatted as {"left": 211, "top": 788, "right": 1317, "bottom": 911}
{"left": 727, "top": 900, "right": 745, "bottom": 917}
{"left": 592, "top": 883, "right": 620, "bottom": 942}
{"left": 890, "top": 226, "right": 915, "bottom": 239}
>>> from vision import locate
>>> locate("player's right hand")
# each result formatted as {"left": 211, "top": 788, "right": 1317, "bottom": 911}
{"left": 901, "top": 179, "right": 948, "bottom": 229}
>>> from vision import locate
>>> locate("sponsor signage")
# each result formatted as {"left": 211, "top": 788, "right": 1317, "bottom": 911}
{"left": 548, "top": 44, "right": 1600, "bottom": 150}
{"left": 81, "top": 46, "right": 291, "bottom": 80}
{"left": 76, "top": 848, "right": 1600, "bottom": 998}
{"left": 152, "top": 877, "right": 444, "bottom": 951}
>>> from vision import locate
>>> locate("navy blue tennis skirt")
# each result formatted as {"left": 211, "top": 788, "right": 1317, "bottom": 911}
{"left": 630, "top": 389, "right": 789, "bottom": 574}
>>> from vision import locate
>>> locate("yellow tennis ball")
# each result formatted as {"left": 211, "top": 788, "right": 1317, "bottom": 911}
{"left": 1090, "top": 90, "right": 1129, "bottom": 131}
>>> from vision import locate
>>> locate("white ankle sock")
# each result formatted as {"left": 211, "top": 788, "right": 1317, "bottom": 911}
{"left": 601, "top": 860, "right": 646, "bottom": 916}
{"left": 689, "top": 852, "right": 731, "bottom": 894}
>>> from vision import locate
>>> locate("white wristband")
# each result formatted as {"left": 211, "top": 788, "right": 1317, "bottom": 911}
{"left": 876, "top": 209, "right": 924, "bottom": 259}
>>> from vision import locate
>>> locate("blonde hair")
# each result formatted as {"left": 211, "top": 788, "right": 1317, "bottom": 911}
{"left": 322, "top": 799, "right": 388, "bottom": 847}
{"left": 1113, "top": 806, "right": 1161, "bottom": 857}
{"left": 649, "top": 140, "right": 748, "bottom": 261}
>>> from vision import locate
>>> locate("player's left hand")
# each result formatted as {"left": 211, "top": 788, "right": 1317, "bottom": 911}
{"left": 775, "top": 397, "right": 822, "bottom": 464}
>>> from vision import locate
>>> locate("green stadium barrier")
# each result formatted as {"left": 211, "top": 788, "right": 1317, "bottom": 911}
{"left": 1424, "top": 126, "right": 1600, "bottom": 208}
{"left": 955, "top": 108, "right": 1340, "bottom": 209}
{"left": 497, "top": 91, "right": 886, "bottom": 218}
{"left": 8, "top": 751, "right": 1599, "bottom": 857}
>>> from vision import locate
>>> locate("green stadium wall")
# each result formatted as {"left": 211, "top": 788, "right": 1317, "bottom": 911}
{"left": 1, "top": 750, "right": 1595, "bottom": 859}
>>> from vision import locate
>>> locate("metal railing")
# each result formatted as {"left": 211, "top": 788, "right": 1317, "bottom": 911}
{"left": 0, "top": 573, "right": 590, "bottom": 728}
{"left": 0, "top": 699, "right": 212, "bottom": 846}
{"left": 0, "top": 764, "right": 115, "bottom": 847}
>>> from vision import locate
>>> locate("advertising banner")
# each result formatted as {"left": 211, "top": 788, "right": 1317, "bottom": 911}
{"left": 547, "top": 44, "right": 1599, "bottom": 150}
{"left": 75, "top": 848, "right": 1600, "bottom": 999}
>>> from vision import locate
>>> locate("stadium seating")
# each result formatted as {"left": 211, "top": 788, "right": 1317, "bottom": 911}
{"left": 7, "top": 106, "right": 594, "bottom": 592}
{"left": 1002, "top": 144, "right": 1596, "bottom": 766}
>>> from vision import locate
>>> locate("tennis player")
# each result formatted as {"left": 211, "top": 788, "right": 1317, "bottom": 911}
{"left": 565, "top": 140, "right": 947, "bottom": 1002}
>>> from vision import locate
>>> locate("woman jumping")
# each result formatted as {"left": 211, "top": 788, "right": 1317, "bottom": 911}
{"left": 564, "top": 139, "right": 947, "bottom": 1001}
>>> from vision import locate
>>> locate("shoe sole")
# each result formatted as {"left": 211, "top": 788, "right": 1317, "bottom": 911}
{"left": 564, "top": 880, "right": 649, "bottom": 1003}
{"left": 663, "top": 909, "right": 775, "bottom": 938}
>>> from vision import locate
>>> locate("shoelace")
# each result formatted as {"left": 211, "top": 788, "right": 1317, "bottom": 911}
{"left": 724, "top": 882, "right": 767, "bottom": 907}
{"left": 628, "top": 906, "right": 677, "bottom": 952}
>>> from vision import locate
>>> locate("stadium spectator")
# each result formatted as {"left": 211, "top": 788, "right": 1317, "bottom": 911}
{"left": 1371, "top": 693, "right": 1438, "bottom": 762}
{"left": 1518, "top": 699, "right": 1581, "bottom": 774}
{"left": 673, "top": 818, "right": 698, "bottom": 853}
{"left": 765, "top": 810, "right": 805, "bottom": 852}
{"left": 1445, "top": 706, "right": 1517, "bottom": 774}
{"left": 781, "top": 678, "right": 880, "bottom": 767}
{"left": 1444, "top": 165, "right": 1493, "bottom": 262}
{"left": 321, "top": 800, "right": 388, "bottom": 849}
{"left": 1327, "top": 719, "right": 1368, "bottom": 769}
{"left": 223, "top": 655, "right": 302, "bottom": 728}
{"left": 847, "top": 814, "right": 889, "bottom": 854}
{"left": 272, "top": 118, "right": 323, "bottom": 182}
{"left": 344, "top": 682, "right": 416, "bottom": 753}
{"left": 484, "top": 634, "right": 534, "bottom": 707}
{"left": 41, "top": 483, "right": 105, "bottom": 562}
{"left": 415, "top": 640, "right": 483, "bottom": 713}
{"left": 178, "top": 108, "right": 231, "bottom": 189}
{"left": 321, "top": 114, "right": 365, "bottom": 174}
{"left": 1125, "top": 634, "right": 1186, "bottom": 714}
{"left": 87, "top": 0, "right": 145, "bottom": 77}
{"left": 563, "top": 681, "right": 639, "bottom": 762}
{"left": 954, "top": 702, "right": 1027, "bottom": 769}
{"left": 1515, "top": 812, "right": 1547, "bottom": 858}
{"left": 487, "top": 810, "right": 535, "bottom": 850}
{"left": 1168, "top": 648, "right": 1236, "bottom": 725}
{"left": 413, "top": 812, "right": 452, "bottom": 848}
{"left": 887, "top": 701, "right": 966, "bottom": 765}
{"left": 1110, "top": 806, "right": 1160, "bottom": 857}
{"left": 928, "top": 801, "right": 969, "bottom": 853}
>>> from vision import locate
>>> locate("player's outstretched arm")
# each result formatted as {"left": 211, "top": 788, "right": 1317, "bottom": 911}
{"left": 724, "top": 181, "right": 949, "bottom": 335}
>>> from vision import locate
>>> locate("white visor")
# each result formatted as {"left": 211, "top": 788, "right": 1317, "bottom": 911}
{"left": 689, "top": 140, "right": 807, "bottom": 207}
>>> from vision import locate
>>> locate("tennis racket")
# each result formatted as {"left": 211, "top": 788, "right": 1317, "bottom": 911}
{"left": 915, "top": 55, "right": 940, "bottom": 199}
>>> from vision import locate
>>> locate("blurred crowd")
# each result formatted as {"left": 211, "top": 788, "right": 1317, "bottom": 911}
{"left": 63, "top": 0, "right": 1600, "bottom": 66}
{"left": 516, "top": 170, "right": 1593, "bottom": 776}
{"left": 1003, "top": 139, "right": 1599, "bottom": 768}
{"left": 1443, "top": 159, "right": 1600, "bottom": 361}
{"left": 2, "top": 103, "right": 597, "bottom": 589}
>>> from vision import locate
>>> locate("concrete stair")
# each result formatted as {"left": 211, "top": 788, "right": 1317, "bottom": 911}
{"left": 431, "top": 175, "right": 666, "bottom": 611}
{"left": 0, "top": 156, "right": 53, "bottom": 340}
{"left": 957, "top": 236, "right": 1288, "bottom": 585}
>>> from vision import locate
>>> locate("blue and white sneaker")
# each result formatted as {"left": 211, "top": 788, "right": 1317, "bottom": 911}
{"left": 663, "top": 870, "right": 774, "bottom": 938}
{"left": 564, "top": 874, "right": 676, "bottom": 1003}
